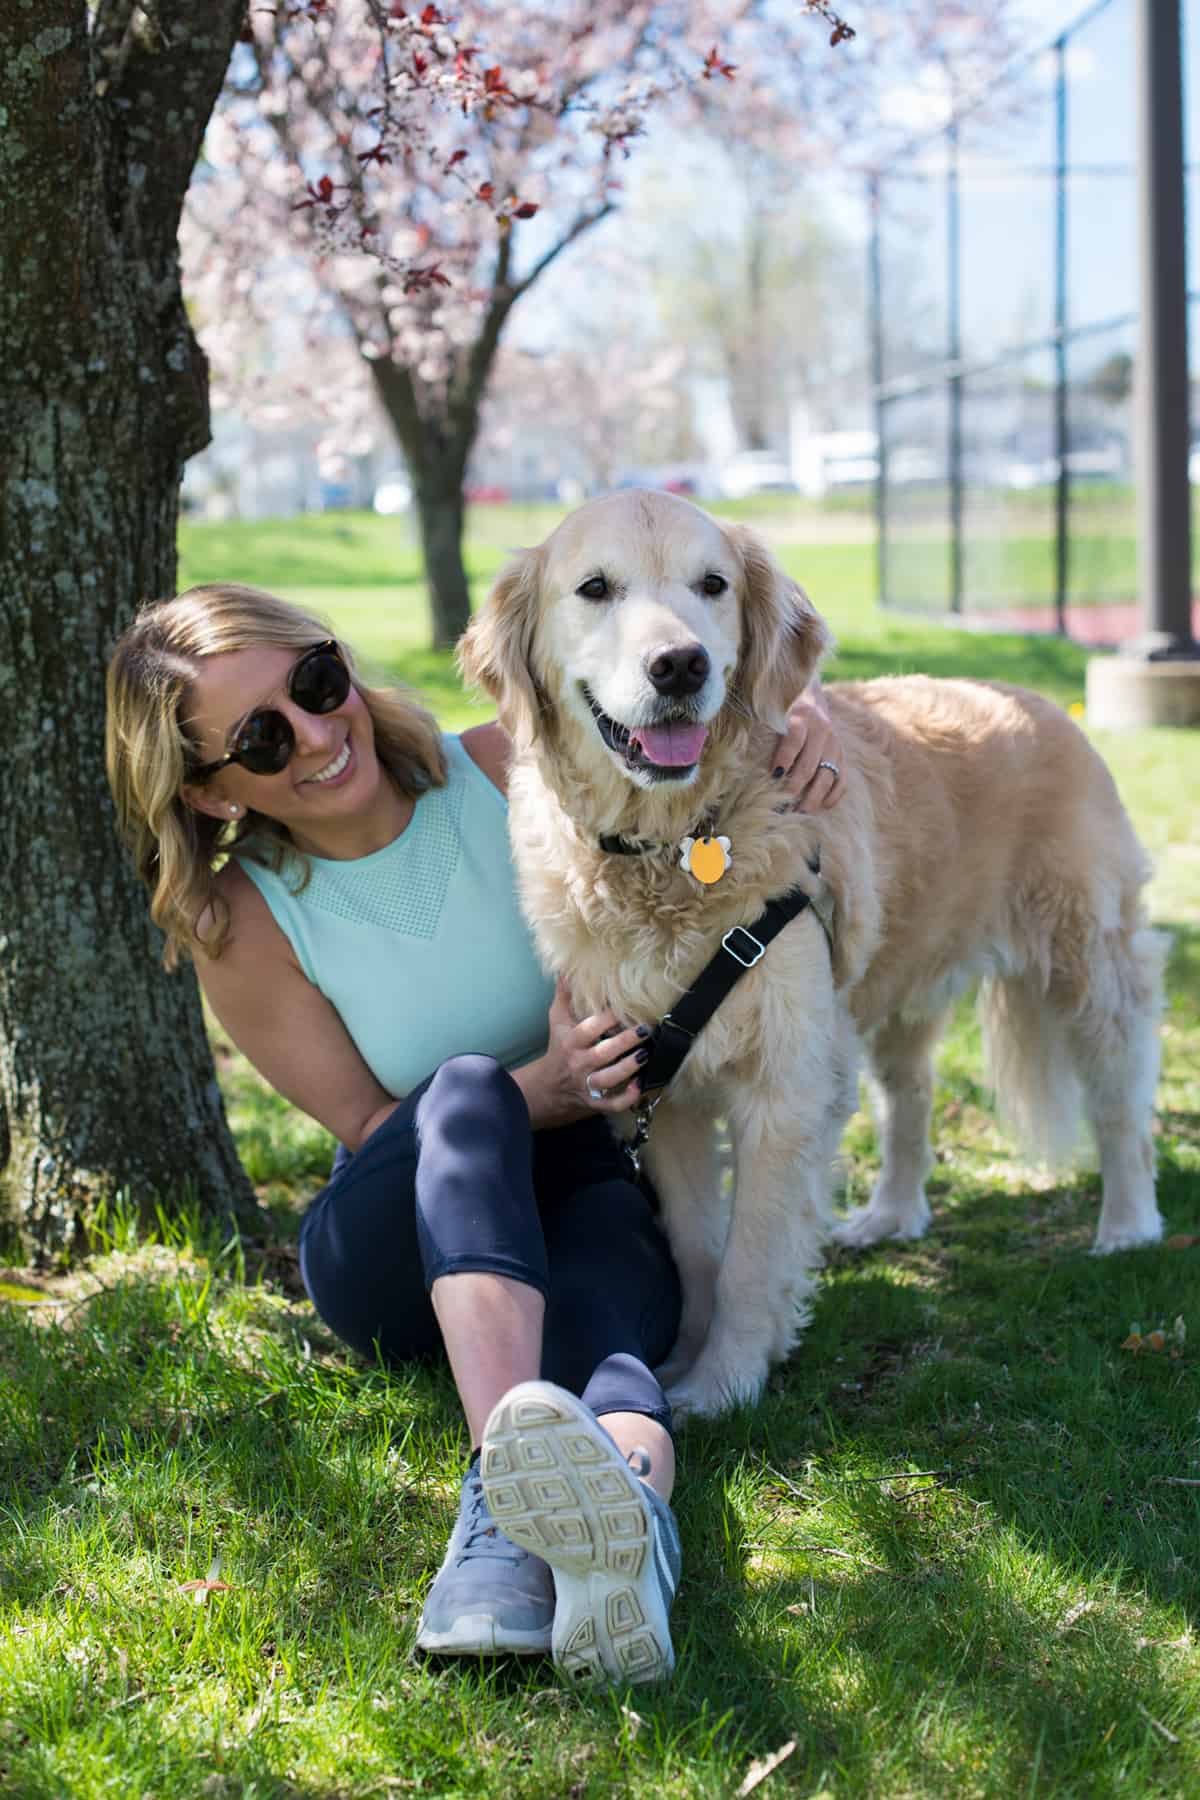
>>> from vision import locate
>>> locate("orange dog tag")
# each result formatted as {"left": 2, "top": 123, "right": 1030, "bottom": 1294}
{"left": 679, "top": 835, "right": 732, "bottom": 885}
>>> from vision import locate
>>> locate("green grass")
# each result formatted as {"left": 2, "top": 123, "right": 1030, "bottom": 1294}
{"left": 2, "top": 505, "right": 1198, "bottom": 1797}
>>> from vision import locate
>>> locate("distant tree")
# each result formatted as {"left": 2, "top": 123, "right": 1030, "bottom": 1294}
{"left": 634, "top": 139, "right": 866, "bottom": 454}
{"left": 475, "top": 318, "right": 698, "bottom": 497}
{"left": 1090, "top": 351, "right": 1134, "bottom": 409}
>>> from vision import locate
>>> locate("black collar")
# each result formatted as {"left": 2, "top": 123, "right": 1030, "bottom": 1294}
{"left": 598, "top": 813, "right": 719, "bottom": 857}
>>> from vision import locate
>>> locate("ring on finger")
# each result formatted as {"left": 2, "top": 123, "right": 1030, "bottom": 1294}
{"left": 586, "top": 1081, "right": 603, "bottom": 1102}
{"left": 816, "top": 759, "right": 839, "bottom": 779}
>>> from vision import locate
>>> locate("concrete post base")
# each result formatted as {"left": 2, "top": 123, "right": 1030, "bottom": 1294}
{"left": 1086, "top": 653, "right": 1200, "bottom": 728}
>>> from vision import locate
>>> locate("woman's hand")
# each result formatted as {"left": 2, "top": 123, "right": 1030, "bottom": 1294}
{"left": 769, "top": 678, "right": 847, "bottom": 812}
{"left": 515, "top": 981, "right": 650, "bottom": 1127}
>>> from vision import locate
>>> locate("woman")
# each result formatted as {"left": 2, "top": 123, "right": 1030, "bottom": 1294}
{"left": 105, "top": 582, "right": 845, "bottom": 1685}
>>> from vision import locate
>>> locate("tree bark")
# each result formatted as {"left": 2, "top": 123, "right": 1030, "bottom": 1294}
{"left": 415, "top": 477, "right": 472, "bottom": 647}
{"left": 368, "top": 357, "right": 478, "bottom": 647}
{"left": 0, "top": 1, "right": 259, "bottom": 1260}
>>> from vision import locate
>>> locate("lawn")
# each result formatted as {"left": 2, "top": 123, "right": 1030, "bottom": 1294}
{"left": 1, "top": 503, "right": 1197, "bottom": 1798}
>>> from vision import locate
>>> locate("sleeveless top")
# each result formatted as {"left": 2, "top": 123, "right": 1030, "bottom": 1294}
{"left": 235, "top": 734, "right": 555, "bottom": 1097}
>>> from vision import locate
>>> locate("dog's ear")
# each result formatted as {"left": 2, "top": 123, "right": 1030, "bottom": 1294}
{"left": 457, "top": 547, "right": 552, "bottom": 749}
{"left": 726, "top": 525, "right": 831, "bottom": 725}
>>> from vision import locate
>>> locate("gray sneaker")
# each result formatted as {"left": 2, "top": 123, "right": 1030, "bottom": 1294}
{"left": 480, "top": 1381, "right": 681, "bottom": 1686}
{"left": 416, "top": 1464, "right": 555, "bottom": 1655}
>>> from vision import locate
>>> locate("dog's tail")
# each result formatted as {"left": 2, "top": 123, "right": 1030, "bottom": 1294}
{"left": 978, "top": 973, "right": 1085, "bottom": 1167}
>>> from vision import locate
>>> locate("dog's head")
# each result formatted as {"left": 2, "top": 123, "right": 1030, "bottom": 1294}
{"left": 459, "top": 489, "right": 829, "bottom": 793}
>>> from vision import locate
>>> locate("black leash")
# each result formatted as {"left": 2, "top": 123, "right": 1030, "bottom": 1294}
{"left": 624, "top": 886, "right": 813, "bottom": 1175}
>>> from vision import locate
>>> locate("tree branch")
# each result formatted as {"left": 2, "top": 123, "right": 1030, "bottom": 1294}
{"left": 105, "top": 0, "right": 245, "bottom": 236}
{"left": 511, "top": 203, "right": 615, "bottom": 300}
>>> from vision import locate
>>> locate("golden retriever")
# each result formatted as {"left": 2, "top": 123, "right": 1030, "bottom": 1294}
{"left": 460, "top": 490, "right": 1163, "bottom": 1419}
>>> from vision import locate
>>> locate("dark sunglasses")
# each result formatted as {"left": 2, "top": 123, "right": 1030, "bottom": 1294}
{"left": 188, "top": 641, "right": 352, "bottom": 780}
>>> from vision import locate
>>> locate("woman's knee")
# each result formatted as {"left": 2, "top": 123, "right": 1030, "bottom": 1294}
{"left": 418, "top": 1054, "right": 525, "bottom": 1128}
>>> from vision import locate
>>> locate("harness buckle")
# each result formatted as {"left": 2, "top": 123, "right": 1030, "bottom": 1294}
{"left": 625, "top": 1091, "right": 665, "bottom": 1179}
{"left": 721, "top": 924, "right": 766, "bottom": 969}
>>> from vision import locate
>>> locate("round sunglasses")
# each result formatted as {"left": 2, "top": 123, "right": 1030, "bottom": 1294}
{"left": 188, "top": 641, "right": 352, "bottom": 780}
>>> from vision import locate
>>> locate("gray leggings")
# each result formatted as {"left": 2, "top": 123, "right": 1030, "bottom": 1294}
{"left": 298, "top": 1055, "right": 682, "bottom": 1432}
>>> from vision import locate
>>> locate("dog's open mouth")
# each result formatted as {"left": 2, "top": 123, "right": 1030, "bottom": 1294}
{"left": 583, "top": 687, "right": 708, "bottom": 781}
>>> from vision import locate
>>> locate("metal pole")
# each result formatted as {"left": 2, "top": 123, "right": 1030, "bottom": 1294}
{"left": 868, "top": 173, "right": 888, "bottom": 609}
{"left": 1131, "top": 0, "right": 1197, "bottom": 656}
{"left": 947, "top": 123, "right": 964, "bottom": 616}
{"left": 1054, "top": 35, "right": 1070, "bottom": 637}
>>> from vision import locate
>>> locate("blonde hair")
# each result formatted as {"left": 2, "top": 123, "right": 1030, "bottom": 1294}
{"left": 106, "top": 583, "right": 447, "bottom": 969}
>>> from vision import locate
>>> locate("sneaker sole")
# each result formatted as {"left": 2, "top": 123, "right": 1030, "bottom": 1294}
{"left": 416, "top": 1614, "right": 552, "bottom": 1657}
{"left": 480, "top": 1383, "right": 674, "bottom": 1686}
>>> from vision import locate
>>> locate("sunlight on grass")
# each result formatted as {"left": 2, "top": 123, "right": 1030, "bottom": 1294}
{"left": 2, "top": 505, "right": 1197, "bottom": 1797}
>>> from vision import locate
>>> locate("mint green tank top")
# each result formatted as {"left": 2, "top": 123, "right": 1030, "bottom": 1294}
{"left": 235, "top": 734, "right": 555, "bottom": 1098}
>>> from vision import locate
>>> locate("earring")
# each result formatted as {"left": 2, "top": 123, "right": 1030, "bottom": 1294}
{"left": 228, "top": 804, "right": 241, "bottom": 817}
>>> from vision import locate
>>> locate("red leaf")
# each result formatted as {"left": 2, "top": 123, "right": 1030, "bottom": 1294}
{"left": 446, "top": 148, "right": 467, "bottom": 167}
{"left": 477, "top": 182, "right": 495, "bottom": 201}
{"left": 512, "top": 201, "right": 538, "bottom": 219}
{"left": 702, "top": 44, "right": 737, "bottom": 79}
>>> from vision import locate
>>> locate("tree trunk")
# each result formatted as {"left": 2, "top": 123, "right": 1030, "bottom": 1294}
{"left": 416, "top": 476, "right": 472, "bottom": 647}
{"left": 0, "top": 2, "right": 258, "bottom": 1261}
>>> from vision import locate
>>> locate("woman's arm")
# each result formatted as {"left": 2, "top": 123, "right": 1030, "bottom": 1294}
{"left": 196, "top": 864, "right": 400, "bottom": 1152}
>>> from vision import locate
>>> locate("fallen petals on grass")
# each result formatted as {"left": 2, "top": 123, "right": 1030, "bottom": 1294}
{"left": 180, "top": 1554, "right": 231, "bottom": 1604}
{"left": 737, "top": 1739, "right": 797, "bottom": 1796}
{"left": 1121, "top": 1317, "right": 1186, "bottom": 1356}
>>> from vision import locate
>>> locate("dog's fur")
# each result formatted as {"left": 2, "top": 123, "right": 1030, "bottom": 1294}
{"left": 461, "top": 490, "right": 1164, "bottom": 1418}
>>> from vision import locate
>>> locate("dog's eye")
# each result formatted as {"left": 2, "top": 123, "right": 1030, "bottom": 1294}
{"left": 577, "top": 575, "right": 610, "bottom": 601}
{"left": 701, "top": 572, "right": 728, "bottom": 597}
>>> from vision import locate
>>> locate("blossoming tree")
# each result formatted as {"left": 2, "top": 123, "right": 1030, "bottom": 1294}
{"left": 188, "top": 0, "right": 859, "bottom": 643}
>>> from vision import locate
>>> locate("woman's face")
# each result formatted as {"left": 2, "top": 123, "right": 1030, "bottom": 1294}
{"left": 181, "top": 641, "right": 383, "bottom": 840}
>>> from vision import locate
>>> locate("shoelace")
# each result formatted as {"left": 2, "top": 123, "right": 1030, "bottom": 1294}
{"left": 457, "top": 1475, "right": 526, "bottom": 1566}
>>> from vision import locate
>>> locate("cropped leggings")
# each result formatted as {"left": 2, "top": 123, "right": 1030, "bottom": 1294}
{"left": 299, "top": 1055, "right": 682, "bottom": 1432}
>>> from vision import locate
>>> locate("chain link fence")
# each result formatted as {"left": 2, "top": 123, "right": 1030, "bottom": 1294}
{"left": 870, "top": 0, "right": 1199, "bottom": 640}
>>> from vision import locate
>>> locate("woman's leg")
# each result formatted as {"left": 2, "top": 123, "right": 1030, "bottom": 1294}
{"left": 300, "top": 1055, "right": 559, "bottom": 1656}
{"left": 300, "top": 1056, "right": 551, "bottom": 1426}
{"left": 533, "top": 1121, "right": 683, "bottom": 1500}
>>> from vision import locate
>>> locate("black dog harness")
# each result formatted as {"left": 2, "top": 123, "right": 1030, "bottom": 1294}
{"left": 624, "top": 885, "right": 815, "bottom": 1175}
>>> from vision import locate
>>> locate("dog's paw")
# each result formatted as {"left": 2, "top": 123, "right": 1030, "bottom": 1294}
{"left": 832, "top": 1198, "right": 930, "bottom": 1249}
{"left": 1091, "top": 1215, "right": 1164, "bottom": 1254}
{"left": 665, "top": 1349, "right": 768, "bottom": 1420}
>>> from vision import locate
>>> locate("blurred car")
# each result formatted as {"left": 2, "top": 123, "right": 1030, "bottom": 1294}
{"left": 888, "top": 446, "right": 944, "bottom": 486}
{"left": 792, "top": 431, "right": 879, "bottom": 498}
{"left": 319, "top": 479, "right": 355, "bottom": 510}
{"left": 719, "top": 451, "right": 797, "bottom": 499}
{"left": 1003, "top": 432, "right": 1125, "bottom": 490}
{"left": 372, "top": 471, "right": 412, "bottom": 514}
{"left": 465, "top": 483, "right": 511, "bottom": 503}
{"left": 614, "top": 463, "right": 715, "bottom": 497}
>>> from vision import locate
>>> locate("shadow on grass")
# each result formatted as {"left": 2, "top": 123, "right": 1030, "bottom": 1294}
{"left": 2, "top": 930, "right": 1196, "bottom": 1791}
{"left": 3, "top": 1199, "right": 1198, "bottom": 1795}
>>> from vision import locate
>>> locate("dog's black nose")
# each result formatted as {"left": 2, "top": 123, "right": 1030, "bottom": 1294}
{"left": 647, "top": 644, "right": 710, "bottom": 698}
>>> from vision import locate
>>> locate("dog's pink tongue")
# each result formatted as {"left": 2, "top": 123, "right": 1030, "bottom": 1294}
{"left": 631, "top": 722, "right": 709, "bottom": 766}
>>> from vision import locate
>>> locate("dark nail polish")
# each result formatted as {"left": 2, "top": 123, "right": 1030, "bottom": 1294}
{"left": 635, "top": 1024, "right": 652, "bottom": 1039}
{"left": 772, "top": 765, "right": 785, "bottom": 779}
{"left": 635, "top": 1048, "right": 650, "bottom": 1065}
